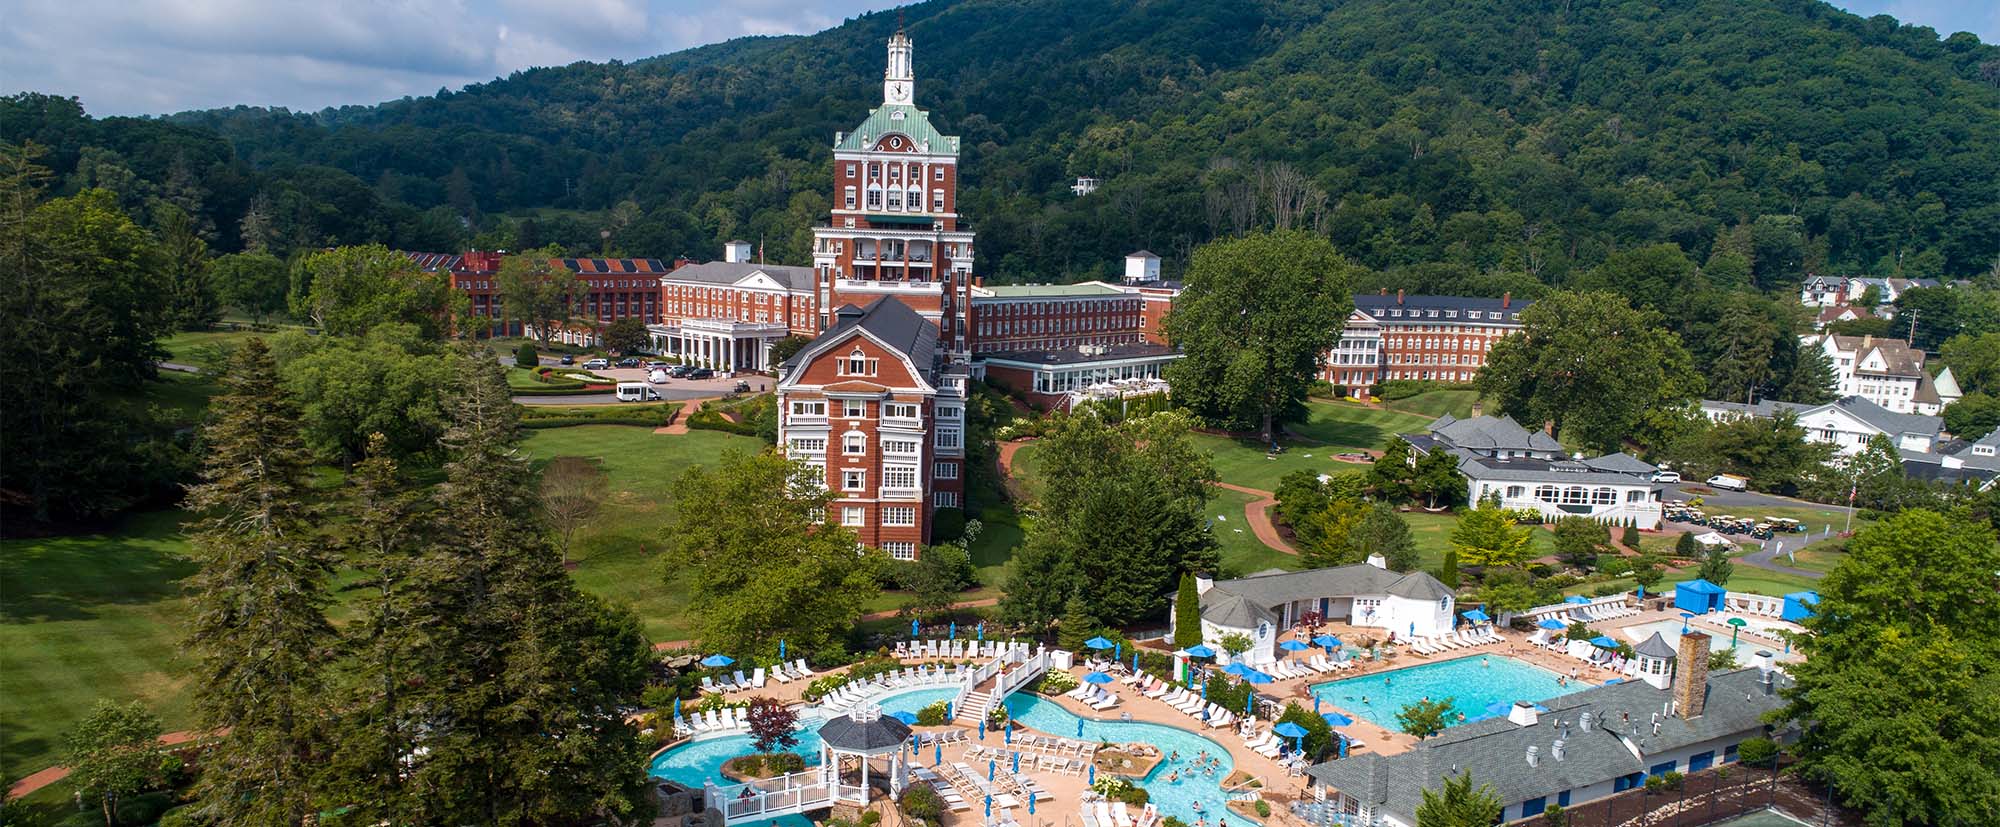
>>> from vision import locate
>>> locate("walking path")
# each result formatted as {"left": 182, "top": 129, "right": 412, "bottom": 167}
{"left": 652, "top": 397, "right": 714, "bottom": 435}
{"left": 996, "top": 440, "right": 1296, "bottom": 556}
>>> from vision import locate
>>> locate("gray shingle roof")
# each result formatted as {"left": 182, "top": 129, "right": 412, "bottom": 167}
{"left": 1429, "top": 414, "right": 1565, "bottom": 454}
{"left": 665, "top": 260, "right": 816, "bottom": 290}
{"left": 1448, "top": 450, "right": 1656, "bottom": 485}
{"left": 1307, "top": 669, "right": 1789, "bottom": 823}
{"left": 783, "top": 297, "right": 939, "bottom": 378}
{"left": 1202, "top": 564, "right": 1452, "bottom": 620}
{"left": 1582, "top": 452, "right": 1656, "bottom": 474}
{"left": 817, "top": 712, "right": 914, "bottom": 752}
{"left": 1633, "top": 632, "right": 1678, "bottom": 660}
{"left": 1198, "top": 591, "right": 1279, "bottom": 629}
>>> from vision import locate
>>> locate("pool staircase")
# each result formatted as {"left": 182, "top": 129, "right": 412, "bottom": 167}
{"left": 950, "top": 645, "right": 1050, "bottom": 725}
{"left": 705, "top": 769, "right": 866, "bottom": 825}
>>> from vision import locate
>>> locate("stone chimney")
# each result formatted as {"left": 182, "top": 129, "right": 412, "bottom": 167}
{"left": 1675, "top": 631, "right": 1710, "bottom": 719}
{"left": 1501, "top": 291, "right": 1512, "bottom": 309}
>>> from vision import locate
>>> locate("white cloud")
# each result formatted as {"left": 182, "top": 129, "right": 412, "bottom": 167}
{"left": 0, "top": 0, "right": 900, "bottom": 115}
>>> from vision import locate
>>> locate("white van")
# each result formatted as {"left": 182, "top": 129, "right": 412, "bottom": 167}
{"left": 1706, "top": 473, "right": 1749, "bottom": 492}
{"left": 614, "top": 382, "right": 660, "bottom": 402}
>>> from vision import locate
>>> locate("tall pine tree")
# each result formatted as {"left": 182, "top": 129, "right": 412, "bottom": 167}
{"left": 184, "top": 339, "right": 334, "bottom": 826}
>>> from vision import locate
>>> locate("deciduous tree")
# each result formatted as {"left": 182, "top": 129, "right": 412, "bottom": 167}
{"left": 291, "top": 244, "right": 457, "bottom": 339}
{"left": 1476, "top": 291, "right": 1702, "bottom": 453}
{"left": 1396, "top": 698, "right": 1455, "bottom": 740}
{"left": 1552, "top": 516, "right": 1609, "bottom": 571}
{"left": 1164, "top": 231, "right": 1358, "bottom": 444}
{"left": 664, "top": 449, "right": 883, "bottom": 659}
{"left": 63, "top": 701, "right": 169, "bottom": 827}
{"left": 539, "top": 455, "right": 607, "bottom": 567}
{"left": 1942, "top": 392, "right": 2000, "bottom": 441}
{"left": 1696, "top": 544, "right": 1733, "bottom": 586}
{"left": 746, "top": 698, "right": 800, "bottom": 754}
{"left": 211, "top": 251, "right": 289, "bottom": 324}
{"left": 601, "top": 316, "right": 650, "bottom": 355}
{"left": 497, "top": 245, "right": 580, "bottom": 347}
{"left": 1449, "top": 504, "right": 1532, "bottom": 569}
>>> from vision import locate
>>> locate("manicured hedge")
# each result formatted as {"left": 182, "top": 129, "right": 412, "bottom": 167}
{"left": 519, "top": 402, "right": 681, "bottom": 429}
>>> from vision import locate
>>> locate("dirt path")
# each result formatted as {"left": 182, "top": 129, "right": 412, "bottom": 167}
{"left": 1213, "top": 482, "right": 1298, "bottom": 554}
{"left": 10, "top": 730, "right": 215, "bottom": 799}
{"left": 652, "top": 397, "right": 714, "bottom": 435}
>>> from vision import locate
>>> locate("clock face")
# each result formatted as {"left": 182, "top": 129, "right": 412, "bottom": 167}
{"left": 888, "top": 82, "right": 909, "bottom": 102}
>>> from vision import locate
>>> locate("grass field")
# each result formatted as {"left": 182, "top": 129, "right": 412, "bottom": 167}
{"left": 0, "top": 511, "right": 201, "bottom": 781}
{"left": 1206, "top": 488, "right": 1304, "bottom": 577}
{"left": 1382, "top": 389, "right": 1484, "bottom": 419}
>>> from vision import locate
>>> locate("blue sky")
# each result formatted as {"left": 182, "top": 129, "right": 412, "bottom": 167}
{"left": 1, "top": 0, "right": 1992, "bottom": 117}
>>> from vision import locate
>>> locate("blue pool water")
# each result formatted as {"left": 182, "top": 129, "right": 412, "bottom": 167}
{"left": 1004, "top": 695, "right": 1243, "bottom": 824}
{"left": 647, "top": 687, "right": 956, "bottom": 787}
{"left": 1309, "top": 655, "right": 1585, "bottom": 730}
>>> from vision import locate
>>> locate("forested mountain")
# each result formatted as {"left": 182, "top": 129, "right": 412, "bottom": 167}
{"left": 5, "top": 0, "right": 1997, "bottom": 288}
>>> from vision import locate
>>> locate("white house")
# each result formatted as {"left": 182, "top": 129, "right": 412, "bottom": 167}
{"left": 1700, "top": 395, "right": 1943, "bottom": 456}
{"left": 1799, "top": 275, "right": 1939, "bottom": 308}
{"left": 1174, "top": 559, "right": 1455, "bottom": 666}
{"left": 1801, "top": 334, "right": 1957, "bottom": 415}
{"left": 1307, "top": 635, "right": 1794, "bottom": 827}
{"left": 1406, "top": 414, "right": 1664, "bottom": 528}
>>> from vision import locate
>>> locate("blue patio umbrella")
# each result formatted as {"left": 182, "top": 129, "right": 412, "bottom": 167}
{"left": 949, "top": 621, "right": 957, "bottom": 639}
{"left": 988, "top": 760, "right": 995, "bottom": 781}
{"left": 1680, "top": 611, "right": 1696, "bottom": 633}
{"left": 1012, "top": 751, "right": 1020, "bottom": 773}
{"left": 912, "top": 618, "right": 921, "bottom": 637}
{"left": 1409, "top": 621, "right": 1416, "bottom": 637}
{"left": 1321, "top": 712, "right": 1354, "bottom": 727}
{"left": 1133, "top": 651, "right": 1141, "bottom": 672}
{"left": 1085, "top": 636, "right": 1117, "bottom": 650}
{"left": 978, "top": 622, "right": 985, "bottom": 641}
{"left": 700, "top": 654, "right": 734, "bottom": 668}
{"left": 1603, "top": 678, "right": 1624, "bottom": 685}
{"left": 1565, "top": 595, "right": 1591, "bottom": 604}
{"left": 945, "top": 702, "right": 953, "bottom": 720}
{"left": 1088, "top": 765, "right": 1096, "bottom": 785}
{"left": 1077, "top": 717, "right": 1086, "bottom": 737}
{"left": 1184, "top": 644, "right": 1216, "bottom": 659}
{"left": 1084, "top": 671, "right": 1116, "bottom": 685}
{"left": 1273, "top": 722, "right": 1310, "bottom": 752}
{"left": 1461, "top": 609, "right": 1491, "bottom": 623}
{"left": 1245, "top": 690, "right": 1255, "bottom": 715}
{"left": 1537, "top": 618, "right": 1568, "bottom": 630}
{"left": 1590, "top": 636, "right": 1620, "bottom": 648}
{"left": 889, "top": 711, "right": 919, "bottom": 725}
{"left": 985, "top": 795, "right": 992, "bottom": 818}
{"left": 1279, "top": 639, "right": 1312, "bottom": 654}
{"left": 978, "top": 720, "right": 986, "bottom": 739}
{"left": 1241, "top": 670, "right": 1274, "bottom": 684}
{"left": 1313, "top": 634, "right": 1342, "bottom": 650}
{"left": 1028, "top": 794, "right": 1035, "bottom": 816}
{"left": 779, "top": 640, "right": 786, "bottom": 661}
{"left": 1337, "top": 733, "right": 1349, "bottom": 758}
{"left": 1005, "top": 724, "right": 1012, "bottom": 744}
{"left": 935, "top": 743, "right": 942, "bottom": 766}
{"left": 1223, "top": 662, "right": 1255, "bottom": 677}
{"left": 911, "top": 734, "right": 918, "bottom": 756}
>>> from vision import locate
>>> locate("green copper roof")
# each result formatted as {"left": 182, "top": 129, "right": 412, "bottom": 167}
{"left": 835, "top": 104, "right": 960, "bottom": 154}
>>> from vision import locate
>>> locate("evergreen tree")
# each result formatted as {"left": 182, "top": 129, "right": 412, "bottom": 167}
{"left": 1416, "top": 771, "right": 1504, "bottom": 827}
{"left": 158, "top": 203, "right": 219, "bottom": 331}
{"left": 1439, "top": 548, "right": 1460, "bottom": 590}
{"left": 320, "top": 433, "right": 435, "bottom": 824}
{"left": 409, "top": 346, "right": 656, "bottom": 824}
{"left": 1675, "top": 531, "right": 1699, "bottom": 558}
{"left": 1173, "top": 573, "right": 1204, "bottom": 649}
{"left": 184, "top": 338, "right": 335, "bottom": 826}
{"left": 1350, "top": 504, "right": 1419, "bottom": 572}
{"left": 1697, "top": 544, "right": 1734, "bottom": 586}
{"left": 1056, "top": 593, "right": 1097, "bottom": 653}
{"left": 1780, "top": 342, "right": 1839, "bottom": 404}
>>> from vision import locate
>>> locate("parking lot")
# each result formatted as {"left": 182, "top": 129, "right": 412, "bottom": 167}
{"left": 516, "top": 357, "right": 775, "bottom": 404}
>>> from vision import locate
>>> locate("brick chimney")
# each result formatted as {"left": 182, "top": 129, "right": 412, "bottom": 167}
{"left": 1502, "top": 291, "right": 1512, "bottom": 309}
{"left": 1379, "top": 287, "right": 1388, "bottom": 296}
{"left": 1396, "top": 289, "right": 1405, "bottom": 305}
{"left": 1674, "top": 631, "right": 1710, "bottom": 719}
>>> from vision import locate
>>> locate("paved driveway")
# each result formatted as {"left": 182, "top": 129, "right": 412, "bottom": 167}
{"left": 511, "top": 365, "right": 773, "bottom": 405}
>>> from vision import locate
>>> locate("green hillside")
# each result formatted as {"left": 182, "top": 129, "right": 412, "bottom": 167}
{"left": 3, "top": 0, "right": 1995, "bottom": 286}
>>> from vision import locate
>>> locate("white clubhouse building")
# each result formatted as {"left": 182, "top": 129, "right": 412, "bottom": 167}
{"left": 1176, "top": 559, "right": 1456, "bottom": 665}
{"left": 1407, "top": 415, "right": 1665, "bottom": 528}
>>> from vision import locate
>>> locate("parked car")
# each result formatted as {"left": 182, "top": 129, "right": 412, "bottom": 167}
{"left": 668, "top": 364, "right": 693, "bottom": 378}
{"left": 617, "top": 357, "right": 642, "bottom": 368}
{"left": 1651, "top": 470, "right": 1682, "bottom": 484}
{"left": 689, "top": 368, "right": 715, "bottom": 379}
{"left": 558, "top": 354, "right": 575, "bottom": 365}
{"left": 648, "top": 369, "right": 670, "bottom": 384}
{"left": 582, "top": 358, "right": 610, "bottom": 370}
{"left": 1706, "top": 473, "right": 1749, "bottom": 492}
{"left": 733, "top": 381, "right": 752, "bottom": 393}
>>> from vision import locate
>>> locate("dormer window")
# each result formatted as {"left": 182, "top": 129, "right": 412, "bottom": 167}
{"left": 840, "top": 349, "right": 877, "bottom": 377}
{"left": 1977, "top": 445, "right": 1995, "bottom": 456}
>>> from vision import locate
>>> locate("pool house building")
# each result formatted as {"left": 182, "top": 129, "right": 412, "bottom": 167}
{"left": 1306, "top": 633, "right": 1794, "bottom": 827}
{"left": 1406, "top": 414, "right": 1665, "bottom": 529}
{"left": 1176, "top": 558, "right": 1455, "bottom": 666}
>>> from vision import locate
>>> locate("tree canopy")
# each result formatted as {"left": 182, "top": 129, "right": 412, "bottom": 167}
{"left": 1476, "top": 290, "right": 1702, "bottom": 453}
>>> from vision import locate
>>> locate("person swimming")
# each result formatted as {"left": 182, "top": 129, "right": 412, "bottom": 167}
{"left": 1482, "top": 657, "right": 1490, "bottom": 667}
{"left": 1170, "top": 750, "right": 1180, "bottom": 762}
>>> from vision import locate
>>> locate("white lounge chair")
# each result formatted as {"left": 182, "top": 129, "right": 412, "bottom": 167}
{"left": 793, "top": 658, "right": 814, "bottom": 676}
{"left": 751, "top": 667, "right": 767, "bottom": 688}
{"left": 700, "top": 676, "right": 718, "bottom": 693}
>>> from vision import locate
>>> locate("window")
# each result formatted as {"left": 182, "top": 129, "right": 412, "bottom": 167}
{"left": 884, "top": 466, "right": 918, "bottom": 490}
{"left": 883, "top": 438, "right": 920, "bottom": 454}
{"left": 933, "top": 491, "right": 960, "bottom": 508}
{"left": 789, "top": 437, "right": 827, "bottom": 454}
{"left": 936, "top": 430, "right": 961, "bottom": 450}
{"left": 934, "top": 461, "right": 959, "bottom": 479}
{"left": 884, "top": 506, "right": 916, "bottom": 526}
{"left": 843, "top": 187, "right": 856, "bottom": 209}
{"left": 845, "top": 163, "right": 856, "bottom": 178}
{"left": 884, "top": 402, "right": 920, "bottom": 420}
{"left": 840, "top": 349, "right": 876, "bottom": 377}
{"left": 790, "top": 400, "right": 827, "bottom": 417}
{"left": 936, "top": 405, "right": 962, "bottom": 420}
{"left": 841, "top": 507, "right": 866, "bottom": 527}
{"left": 843, "top": 399, "right": 867, "bottom": 418}
{"left": 843, "top": 433, "right": 867, "bottom": 455}
{"left": 884, "top": 541, "right": 918, "bottom": 561}
{"left": 842, "top": 469, "right": 866, "bottom": 491}
{"left": 932, "top": 190, "right": 944, "bottom": 212}
{"left": 933, "top": 166, "right": 945, "bottom": 181}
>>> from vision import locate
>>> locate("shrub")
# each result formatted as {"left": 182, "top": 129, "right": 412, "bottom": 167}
{"left": 1662, "top": 771, "right": 1685, "bottom": 790}
{"left": 116, "top": 791, "right": 176, "bottom": 825}
{"left": 515, "top": 341, "right": 538, "bottom": 367}
{"left": 157, "top": 805, "right": 205, "bottom": 827}
{"left": 1254, "top": 800, "right": 1271, "bottom": 818}
{"left": 1592, "top": 583, "right": 1627, "bottom": 597}
{"left": 917, "top": 700, "right": 951, "bottom": 726}
{"left": 902, "top": 784, "right": 945, "bottom": 822}
{"left": 1039, "top": 669, "right": 1080, "bottom": 696}
{"left": 1089, "top": 777, "right": 1149, "bottom": 806}
{"left": 766, "top": 752, "right": 805, "bottom": 773}
{"left": 1737, "top": 736, "right": 1779, "bottom": 766}
{"left": 1621, "top": 525, "right": 1641, "bottom": 548}
{"left": 860, "top": 810, "right": 882, "bottom": 826}
{"left": 1644, "top": 775, "right": 1665, "bottom": 793}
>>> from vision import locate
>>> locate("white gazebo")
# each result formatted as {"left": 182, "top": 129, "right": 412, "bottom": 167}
{"left": 704, "top": 705, "right": 915, "bottom": 825}
{"left": 816, "top": 705, "right": 916, "bottom": 798}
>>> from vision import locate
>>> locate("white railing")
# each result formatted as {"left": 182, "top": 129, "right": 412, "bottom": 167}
{"left": 949, "top": 643, "right": 1040, "bottom": 718}
{"left": 707, "top": 771, "right": 868, "bottom": 824}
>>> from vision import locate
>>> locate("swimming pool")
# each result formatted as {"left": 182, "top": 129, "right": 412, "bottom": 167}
{"left": 1004, "top": 695, "right": 1244, "bottom": 824}
{"left": 1309, "top": 655, "right": 1585, "bottom": 730}
{"left": 1622, "top": 620, "right": 1767, "bottom": 660}
{"left": 646, "top": 687, "right": 957, "bottom": 788}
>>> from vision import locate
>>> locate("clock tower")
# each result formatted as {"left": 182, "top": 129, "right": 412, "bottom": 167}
{"left": 884, "top": 29, "right": 914, "bottom": 105}
{"left": 814, "top": 30, "right": 976, "bottom": 364}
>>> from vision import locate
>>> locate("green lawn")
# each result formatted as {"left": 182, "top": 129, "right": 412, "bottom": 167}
{"left": 520, "top": 426, "right": 765, "bottom": 642}
{"left": 1286, "top": 400, "right": 1436, "bottom": 451}
{"left": 1382, "top": 389, "right": 1484, "bottom": 419}
{"left": 0, "top": 511, "right": 201, "bottom": 781}
{"left": 1206, "top": 488, "right": 1303, "bottom": 577}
